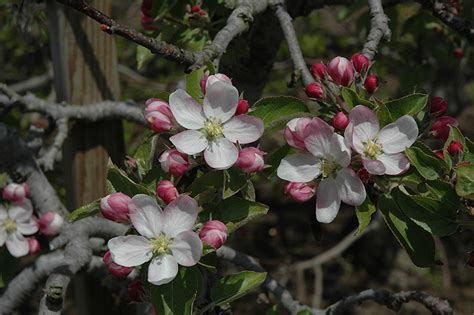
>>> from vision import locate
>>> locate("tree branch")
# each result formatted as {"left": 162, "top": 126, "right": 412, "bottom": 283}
{"left": 37, "top": 118, "right": 69, "bottom": 171}
{"left": 363, "top": 0, "right": 392, "bottom": 61}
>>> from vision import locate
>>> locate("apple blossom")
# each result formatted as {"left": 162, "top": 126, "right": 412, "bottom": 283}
{"left": 108, "top": 195, "right": 202, "bottom": 285}
{"left": 431, "top": 116, "right": 458, "bottom": 140}
{"left": 332, "top": 112, "right": 349, "bottom": 130}
{"left": 0, "top": 201, "right": 38, "bottom": 257}
{"left": 199, "top": 220, "right": 227, "bottom": 249}
{"left": 159, "top": 149, "right": 190, "bottom": 177}
{"left": 169, "top": 79, "right": 264, "bottom": 169}
{"left": 311, "top": 63, "right": 327, "bottom": 80}
{"left": 327, "top": 56, "right": 355, "bottom": 87}
{"left": 447, "top": 140, "right": 463, "bottom": 155}
{"left": 430, "top": 96, "right": 448, "bottom": 115}
{"left": 37, "top": 211, "right": 64, "bottom": 236}
{"left": 305, "top": 82, "right": 325, "bottom": 99}
{"left": 284, "top": 182, "right": 315, "bottom": 203}
{"left": 351, "top": 53, "right": 369, "bottom": 73}
{"left": 28, "top": 237, "right": 41, "bottom": 255}
{"left": 364, "top": 74, "right": 379, "bottom": 94}
{"left": 284, "top": 117, "right": 312, "bottom": 149}
{"left": 100, "top": 193, "right": 131, "bottom": 223}
{"left": 236, "top": 147, "right": 266, "bottom": 173}
{"left": 2, "top": 183, "right": 29, "bottom": 202}
{"left": 103, "top": 250, "right": 133, "bottom": 278}
{"left": 156, "top": 180, "right": 179, "bottom": 204}
{"left": 277, "top": 117, "right": 366, "bottom": 223}
{"left": 145, "top": 98, "right": 174, "bottom": 133}
{"left": 345, "top": 105, "right": 418, "bottom": 175}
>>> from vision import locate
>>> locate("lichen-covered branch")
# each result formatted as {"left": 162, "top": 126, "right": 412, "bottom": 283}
{"left": 363, "top": 0, "right": 392, "bottom": 61}
{"left": 37, "top": 118, "right": 69, "bottom": 171}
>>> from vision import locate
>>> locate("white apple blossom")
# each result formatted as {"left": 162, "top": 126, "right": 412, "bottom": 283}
{"left": 277, "top": 118, "right": 366, "bottom": 223}
{"left": 345, "top": 105, "right": 418, "bottom": 175}
{"left": 169, "top": 79, "right": 264, "bottom": 170}
{"left": 0, "top": 200, "right": 38, "bottom": 257}
{"left": 108, "top": 195, "right": 202, "bottom": 286}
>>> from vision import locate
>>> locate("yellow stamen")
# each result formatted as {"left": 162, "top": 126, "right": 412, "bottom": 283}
{"left": 203, "top": 118, "right": 224, "bottom": 141}
{"left": 3, "top": 218, "right": 16, "bottom": 234}
{"left": 321, "top": 160, "right": 338, "bottom": 178}
{"left": 364, "top": 139, "right": 383, "bottom": 159}
{"left": 151, "top": 235, "right": 172, "bottom": 255}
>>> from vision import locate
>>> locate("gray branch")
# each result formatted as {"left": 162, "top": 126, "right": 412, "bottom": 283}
{"left": 37, "top": 118, "right": 69, "bottom": 171}
{"left": 362, "top": 0, "right": 392, "bottom": 61}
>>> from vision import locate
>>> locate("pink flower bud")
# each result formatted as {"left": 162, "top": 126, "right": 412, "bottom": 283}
{"left": 158, "top": 149, "right": 190, "bottom": 177}
{"left": 199, "top": 220, "right": 228, "bottom": 249}
{"left": 305, "top": 82, "right": 325, "bottom": 99}
{"left": 191, "top": 5, "right": 201, "bottom": 13}
{"left": 100, "top": 193, "right": 131, "bottom": 223}
{"left": 38, "top": 211, "right": 64, "bottom": 236}
{"left": 235, "top": 99, "right": 249, "bottom": 115}
{"left": 332, "top": 112, "right": 349, "bottom": 130}
{"left": 284, "top": 182, "right": 315, "bottom": 203}
{"left": 140, "top": 0, "right": 156, "bottom": 30}
{"left": 103, "top": 250, "right": 133, "bottom": 278}
{"left": 434, "top": 150, "right": 445, "bottom": 159}
{"left": 431, "top": 116, "right": 458, "bottom": 140}
{"left": 447, "top": 140, "right": 463, "bottom": 155}
{"left": 351, "top": 53, "right": 369, "bottom": 73}
{"left": 200, "top": 71, "right": 209, "bottom": 95}
{"left": 205, "top": 73, "right": 232, "bottom": 92}
{"left": 128, "top": 280, "right": 144, "bottom": 302}
{"left": 357, "top": 168, "right": 370, "bottom": 184}
{"left": 364, "top": 74, "right": 379, "bottom": 94}
{"left": 311, "top": 63, "right": 327, "bottom": 80}
{"left": 284, "top": 117, "right": 312, "bottom": 149}
{"left": 430, "top": 96, "right": 448, "bottom": 116}
{"left": 145, "top": 98, "right": 173, "bottom": 133}
{"left": 327, "top": 56, "right": 355, "bottom": 87}
{"left": 453, "top": 48, "right": 464, "bottom": 59}
{"left": 28, "top": 238, "right": 41, "bottom": 255}
{"left": 2, "top": 183, "right": 29, "bottom": 202}
{"left": 156, "top": 180, "right": 179, "bottom": 204}
{"left": 236, "top": 147, "right": 266, "bottom": 173}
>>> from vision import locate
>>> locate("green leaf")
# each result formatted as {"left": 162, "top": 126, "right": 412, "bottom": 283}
{"left": 107, "top": 162, "right": 153, "bottom": 196}
{"left": 188, "top": 171, "right": 222, "bottom": 197}
{"left": 355, "top": 196, "right": 376, "bottom": 234}
{"left": 378, "top": 194, "right": 435, "bottom": 267}
{"left": 384, "top": 93, "right": 428, "bottom": 119}
{"left": 375, "top": 102, "right": 394, "bottom": 127}
{"left": 223, "top": 168, "right": 247, "bottom": 199}
{"left": 405, "top": 143, "right": 448, "bottom": 180}
{"left": 69, "top": 199, "right": 100, "bottom": 222}
{"left": 151, "top": 266, "right": 202, "bottom": 315}
{"left": 211, "top": 271, "right": 266, "bottom": 306}
{"left": 340, "top": 87, "right": 376, "bottom": 110}
{"left": 0, "top": 248, "right": 19, "bottom": 288}
{"left": 250, "top": 96, "right": 309, "bottom": 132}
{"left": 136, "top": 45, "right": 154, "bottom": 70}
{"left": 264, "top": 145, "right": 296, "bottom": 177}
{"left": 186, "top": 68, "right": 204, "bottom": 101}
{"left": 455, "top": 164, "right": 474, "bottom": 200}
{"left": 418, "top": 180, "right": 460, "bottom": 211}
{"left": 133, "top": 133, "right": 158, "bottom": 179}
{"left": 241, "top": 180, "right": 256, "bottom": 201}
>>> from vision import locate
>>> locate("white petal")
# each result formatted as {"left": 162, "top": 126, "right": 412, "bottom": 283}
{"left": 6, "top": 232, "right": 28, "bottom": 257}
{"left": 304, "top": 118, "right": 334, "bottom": 158}
{"left": 129, "top": 195, "right": 163, "bottom": 238}
{"left": 378, "top": 115, "right": 418, "bottom": 154}
{"left": 169, "top": 89, "right": 206, "bottom": 129}
{"left": 349, "top": 105, "right": 380, "bottom": 154}
{"left": 148, "top": 255, "right": 179, "bottom": 286}
{"left": 204, "top": 138, "right": 238, "bottom": 170}
{"left": 170, "top": 130, "right": 208, "bottom": 155}
{"left": 16, "top": 219, "right": 38, "bottom": 235}
{"left": 378, "top": 153, "right": 410, "bottom": 175}
{"left": 316, "top": 178, "right": 342, "bottom": 223}
{"left": 0, "top": 229, "right": 5, "bottom": 246}
{"left": 336, "top": 168, "right": 366, "bottom": 206}
{"left": 277, "top": 153, "right": 321, "bottom": 182}
{"left": 170, "top": 231, "right": 202, "bottom": 267}
{"left": 223, "top": 115, "right": 264, "bottom": 144}
{"left": 330, "top": 134, "right": 351, "bottom": 167}
{"left": 108, "top": 235, "right": 152, "bottom": 267}
{"left": 163, "top": 195, "right": 198, "bottom": 238}
{"left": 203, "top": 81, "right": 239, "bottom": 122}
{"left": 362, "top": 159, "right": 385, "bottom": 175}
{"left": 8, "top": 200, "right": 33, "bottom": 222}
{"left": 0, "top": 206, "right": 7, "bottom": 221}
{"left": 343, "top": 122, "right": 354, "bottom": 150}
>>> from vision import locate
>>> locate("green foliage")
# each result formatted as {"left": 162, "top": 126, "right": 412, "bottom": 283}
{"left": 137, "top": 45, "right": 155, "bottom": 70}
{"left": 107, "top": 162, "right": 153, "bottom": 196}
{"left": 455, "top": 164, "right": 474, "bottom": 200}
{"left": 405, "top": 141, "right": 449, "bottom": 180}
{"left": 355, "top": 196, "right": 377, "bottom": 234}
{"left": 264, "top": 145, "right": 296, "bottom": 177}
{"left": 69, "top": 199, "right": 101, "bottom": 222}
{"left": 133, "top": 133, "right": 158, "bottom": 179}
{"left": 384, "top": 93, "right": 428, "bottom": 119}
{"left": 188, "top": 168, "right": 247, "bottom": 200}
{"left": 341, "top": 87, "right": 375, "bottom": 110}
{"left": 210, "top": 271, "right": 266, "bottom": 306}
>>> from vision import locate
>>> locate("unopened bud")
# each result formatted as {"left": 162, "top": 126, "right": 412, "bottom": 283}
{"left": 159, "top": 149, "right": 190, "bottom": 177}
{"left": 199, "top": 220, "right": 228, "bottom": 249}
{"left": 431, "top": 116, "right": 458, "bottom": 140}
{"left": 332, "top": 112, "right": 349, "bottom": 130}
{"left": 284, "top": 182, "right": 315, "bottom": 203}
{"left": 447, "top": 140, "right": 464, "bottom": 155}
{"left": 103, "top": 250, "right": 133, "bottom": 278}
{"left": 235, "top": 99, "right": 249, "bottom": 115}
{"left": 430, "top": 96, "right": 448, "bottom": 116}
{"left": 311, "top": 63, "right": 327, "bottom": 80}
{"left": 364, "top": 74, "right": 379, "bottom": 94}
{"left": 305, "top": 82, "right": 325, "bottom": 99}
{"left": 28, "top": 238, "right": 41, "bottom": 255}
{"left": 2, "top": 183, "right": 29, "bottom": 202}
{"left": 284, "top": 118, "right": 312, "bottom": 149}
{"left": 327, "top": 56, "right": 355, "bottom": 87}
{"left": 145, "top": 98, "right": 174, "bottom": 133}
{"left": 38, "top": 211, "right": 64, "bottom": 236}
{"left": 100, "top": 193, "right": 131, "bottom": 223}
{"left": 351, "top": 53, "right": 369, "bottom": 73}
{"left": 156, "top": 180, "right": 179, "bottom": 204}
{"left": 236, "top": 147, "right": 266, "bottom": 173}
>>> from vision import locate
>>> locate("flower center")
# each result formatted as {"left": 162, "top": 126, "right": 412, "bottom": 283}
{"left": 321, "top": 160, "right": 339, "bottom": 178}
{"left": 364, "top": 139, "right": 383, "bottom": 159}
{"left": 3, "top": 218, "right": 16, "bottom": 234}
{"left": 151, "top": 235, "right": 172, "bottom": 255}
{"left": 203, "top": 118, "right": 224, "bottom": 141}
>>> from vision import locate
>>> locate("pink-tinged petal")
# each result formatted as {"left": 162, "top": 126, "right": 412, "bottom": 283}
{"left": 0, "top": 206, "right": 7, "bottom": 222}
{"left": 8, "top": 200, "right": 33, "bottom": 222}
{"left": 203, "top": 81, "right": 239, "bottom": 122}
{"left": 316, "top": 178, "right": 341, "bottom": 223}
{"left": 362, "top": 159, "right": 385, "bottom": 175}
{"left": 349, "top": 105, "right": 379, "bottom": 154}
{"left": 108, "top": 235, "right": 153, "bottom": 267}
{"left": 170, "top": 231, "right": 202, "bottom": 266}
{"left": 16, "top": 219, "right": 38, "bottom": 235}
{"left": 378, "top": 153, "right": 410, "bottom": 175}
{"left": 147, "top": 255, "right": 179, "bottom": 286}
{"left": 163, "top": 195, "right": 198, "bottom": 238}
{"left": 204, "top": 138, "right": 238, "bottom": 170}
{"left": 129, "top": 195, "right": 163, "bottom": 238}
{"left": 336, "top": 168, "right": 366, "bottom": 206}
{"left": 169, "top": 89, "right": 206, "bottom": 129}
{"left": 6, "top": 232, "right": 29, "bottom": 257}
{"left": 344, "top": 122, "right": 354, "bottom": 150}
{"left": 277, "top": 153, "right": 321, "bottom": 183}
{"left": 304, "top": 118, "right": 335, "bottom": 158}
{"left": 331, "top": 134, "right": 351, "bottom": 167}
{"left": 223, "top": 115, "right": 264, "bottom": 144}
{"left": 378, "top": 115, "right": 418, "bottom": 154}
{"left": 170, "top": 130, "right": 208, "bottom": 155}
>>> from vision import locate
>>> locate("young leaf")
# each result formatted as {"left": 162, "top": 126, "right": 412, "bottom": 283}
{"left": 133, "top": 133, "right": 158, "bottom": 179}
{"left": 210, "top": 271, "right": 266, "bottom": 306}
{"left": 405, "top": 145, "right": 447, "bottom": 180}
{"left": 340, "top": 87, "right": 375, "bottom": 110}
{"left": 375, "top": 102, "right": 393, "bottom": 127}
{"left": 223, "top": 168, "right": 248, "bottom": 199}
{"left": 69, "top": 199, "right": 101, "bottom": 222}
{"left": 384, "top": 93, "right": 428, "bottom": 119}
{"left": 455, "top": 164, "right": 474, "bottom": 200}
{"left": 186, "top": 68, "right": 204, "bottom": 101}
{"left": 355, "top": 196, "right": 377, "bottom": 234}
{"left": 107, "top": 162, "right": 153, "bottom": 196}
{"left": 136, "top": 46, "right": 154, "bottom": 70}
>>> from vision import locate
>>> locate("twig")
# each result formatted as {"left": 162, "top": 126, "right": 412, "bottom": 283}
{"left": 117, "top": 64, "right": 167, "bottom": 91}
{"left": 312, "top": 265, "right": 323, "bottom": 308}
{"left": 37, "top": 118, "right": 69, "bottom": 171}
{"left": 9, "top": 71, "right": 52, "bottom": 93}
{"left": 362, "top": 0, "right": 392, "bottom": 61}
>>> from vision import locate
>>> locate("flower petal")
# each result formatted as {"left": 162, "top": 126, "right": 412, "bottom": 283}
{"left": 170, "top": 231, "right": 202, "bottom": 266}
{"left": 277, "top": 153, "right": 321, "bottom": 183}
{"left": 0, "top": 206, "right": 7, "bottom": 221}
{"left": 223, "top": 115, "right": 264, "bottom": 144}
{"left": 163, "top": 195, "right": 198, "bottom": 238}
{"left": 204, "top": 138, "right": 238, "bottom": 170}
{"left": 378, "top": 153, "right": 410, "bottom": 175}
{"left": 169, "top": 89, "right": 206, "bottom": 129}
{"left": 6, "top": 232, "right": 28, "bottom": 257}
{"left": 170, "top": 130, "right": 208, "bottom": 155}
{"left": 129, "top": 195, "right": 164, "bottom": 238}
{"left": 330, "top": 134, "right": 351, "bottom": 167}
{"left": 304, "top": 118, "right": 334, "bottom": 158}
{"left": 8, "top": 200, "right": 33, "bottom": 222}
{"left": 378, "top": 115, "right": 418, "bottom": 154}
{"left": 336, "top": 168, "right": 366, "bottom": 206}
{"left": 203, "top": 81, "right": 239, "bottom": 122}
{"left": 16, "top": 219, "right": 38, "bottom": 235}
{"left": 362, "top": 159, "right": 385, "bottom": 175}
{"left": 316, "top": 178, "right": 341, "bottom": 223}
{"left": 349, "top": 105, "right": 380, "bottom": 154}
{"left": 148, "top": 254, "right": 179, "bottom": 286}
{"left": 108, "top": 235, "right": 152, "bottom": 267}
